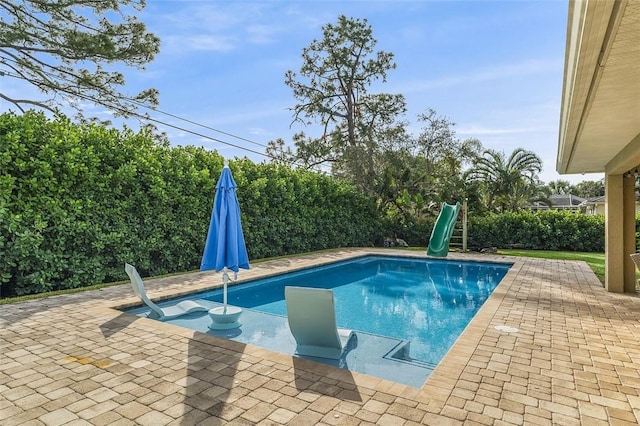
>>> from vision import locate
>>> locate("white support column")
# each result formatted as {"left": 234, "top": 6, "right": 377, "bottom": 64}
{"left": 605, "top": 174, "right": 624, "bottom": 292}
{"left": 623, "top": 174, "right": 637, "bottom": 292}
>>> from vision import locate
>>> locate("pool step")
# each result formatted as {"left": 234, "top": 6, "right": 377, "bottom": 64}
{"left": 384, "top": 340, "right": 439, "bottom": 370}
{"left": 135, "top": 301, "right": 435, "bottom": 388}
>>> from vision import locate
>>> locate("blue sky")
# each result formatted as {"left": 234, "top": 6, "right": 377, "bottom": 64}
{"left": 5, "top": 0, "right": 605, "bottom": 184}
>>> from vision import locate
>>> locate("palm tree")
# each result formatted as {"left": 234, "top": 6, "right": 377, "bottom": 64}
{"left": 470, "top": 148, "right": 543, "bottom": 212}
{"left": 547, "top": 179, "right": 574, "bottom": 195}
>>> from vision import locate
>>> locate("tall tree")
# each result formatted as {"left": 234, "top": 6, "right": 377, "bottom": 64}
{"left": 471, "top": 148, "right": 543, "bottom": 212}
{"left": 573, "top": 179, "right": 605, "bottom": 198}
{"left": 358, "top": 109, "right": 482, "bottom": 219}
{"left": 0, "top": 0, "right": 160, "bottom": 120}
{"left": 271, "top": 15, "right": 405, "bottom": 167}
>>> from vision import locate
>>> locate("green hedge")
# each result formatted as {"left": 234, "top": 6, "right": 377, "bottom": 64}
{"left": 468, "top": 210, "right": 605, "bottom": 252}
{"left": 0, "top": 111, "right": 612, "bottom": 297}
{"left": 0, "top": 111, "right": 378, "bottom": 297}
{"left": 378, "top": 216, "right": 434, "bottom": 247}
{"left": 232, "top": 160, "right": 379, "bottom": 259}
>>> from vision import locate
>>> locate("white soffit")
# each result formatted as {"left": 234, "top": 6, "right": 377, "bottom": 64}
{"left": 557, "top": 0, "right": 640, "bottom": 175}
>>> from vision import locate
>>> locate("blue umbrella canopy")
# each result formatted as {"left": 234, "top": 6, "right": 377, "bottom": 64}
{"left": 201, "top": 166, "right": 249, "bottom": 307}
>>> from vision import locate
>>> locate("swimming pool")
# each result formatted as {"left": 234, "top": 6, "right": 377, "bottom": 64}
{"left": 204, "top": 255, "right": 509, "bottom": 364}
{"left": 125, "top": 255, "right": 511, "bottom": 387}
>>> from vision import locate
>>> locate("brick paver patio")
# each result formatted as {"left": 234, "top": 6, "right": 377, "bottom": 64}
{"left": 2, "top": 249, "right": 640, "bottom": 425}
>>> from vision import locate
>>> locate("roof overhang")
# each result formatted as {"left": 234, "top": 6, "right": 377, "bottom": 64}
{"left": 557, "top": 0, "right": 640, "bottom": 176}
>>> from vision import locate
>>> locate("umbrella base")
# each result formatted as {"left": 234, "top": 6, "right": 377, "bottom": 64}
{"left": 208, "top": 306, "right": 242, "bottom": 330}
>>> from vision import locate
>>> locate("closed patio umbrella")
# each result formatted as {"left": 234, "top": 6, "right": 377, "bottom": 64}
{"left": 201, "top": 163, "right": 250, "bottom": 314}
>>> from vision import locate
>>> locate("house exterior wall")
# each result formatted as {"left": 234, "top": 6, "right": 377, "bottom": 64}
{"left": 585, "top": 202, "right": 640, "bottom": 216}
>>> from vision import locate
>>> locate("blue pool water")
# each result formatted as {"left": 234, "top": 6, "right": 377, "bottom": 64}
{"left": 152, "top": 255, "right": 511, "bottom": 367}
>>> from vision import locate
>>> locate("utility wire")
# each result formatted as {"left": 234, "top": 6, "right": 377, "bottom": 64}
{"left": 0, "top": 61, "right": 322, "bottom": 170}
{"left": 0, "top": 68, "right": 275, "bottom": 160}
{"left": 0, "top": 56, "right": 268, "bottom": 147}
{"left": 126, "top": 97, "right": 268, "bottom": 150}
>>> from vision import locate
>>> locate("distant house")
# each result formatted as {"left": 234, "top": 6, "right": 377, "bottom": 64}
{"left": 580, "top": 195, "right": 640, "bottom": 215}
{"left": 529, "top": 194, "right": 586, "bottom": 212}
{"left": 580, "top": 196, "right": 605, "bottom": 215}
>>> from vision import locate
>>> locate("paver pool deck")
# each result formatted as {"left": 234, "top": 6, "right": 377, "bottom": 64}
{"left": 2, "top": 248, "right": 640, "bottom": 425}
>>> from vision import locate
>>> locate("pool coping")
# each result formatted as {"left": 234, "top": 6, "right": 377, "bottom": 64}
{"left": 422, "top": 254, "right": 523, "bottom": 407}
{"left": 106, "top": 249, "right": 520, "bottom": 397}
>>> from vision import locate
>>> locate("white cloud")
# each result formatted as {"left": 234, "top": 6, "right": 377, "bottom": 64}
{"left": 199, "top": 102, "right": 290, "bottom": 130}
{"left": 164, "top": 35, "right": 236, "bottom": 52}
{"left": 248, "top": 127, "right": 268, "bottom": 136}
{"left": 457, "top": 125, "right": 555, "bottom": 137}
{"left": 246, "top": 25, "right": 282, "bottom": 45}
{"left": 149, "top": 3, "right": 285, "bottom": 54}
{"left": 393, "top": 59, "right": 560, "bottom": 94}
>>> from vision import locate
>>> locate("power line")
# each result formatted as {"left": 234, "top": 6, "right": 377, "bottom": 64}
{"left": 127, "top": 97, "right": 269, "bottom": 150}
{"left": 0, "top": 57, "right": 267, "bottom": 146}
{"left": 0, "top": 61, "right": 316, "bottom": 169}
{"left": 0, "top": 68, "right": 274, "bottom": 159}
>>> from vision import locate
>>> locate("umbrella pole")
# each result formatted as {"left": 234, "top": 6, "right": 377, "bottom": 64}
{"left": 222, "top": 268, "right": 229, "bottom": 313}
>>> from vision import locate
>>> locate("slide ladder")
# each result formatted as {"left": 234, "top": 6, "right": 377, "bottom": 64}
{"left": 427, "top": 202, "right": 462, "bottom": 257}
{"left": 449, "top": 226, "right": 464, "bottom": 250}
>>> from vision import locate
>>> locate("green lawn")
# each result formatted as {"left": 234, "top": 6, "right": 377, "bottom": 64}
{"left": 498, "top": 249, "right": 605, "bottom": 283}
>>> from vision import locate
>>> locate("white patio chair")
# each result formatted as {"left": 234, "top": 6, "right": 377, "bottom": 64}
{"left": 125, "top": 263, "right": 207, "bottom": 320}
{"left": 284, "top": 286, "right": 354, "bottom": 359}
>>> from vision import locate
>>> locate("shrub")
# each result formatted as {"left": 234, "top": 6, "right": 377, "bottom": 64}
{"left": 0, "top": 111, "right": 379, "bottom": 297}
{"left": 468, "top": 210, "right": 605, "bottom": 252}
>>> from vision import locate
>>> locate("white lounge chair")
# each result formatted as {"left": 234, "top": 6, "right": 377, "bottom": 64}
{"left": 630, "top": 254, "right": 640, "bottom": 286}
{"left": 125, "top": 263, "right": 207, "bottom": 320}
{"left": 284, "top": 286, "right": 354, "bottom": 359}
